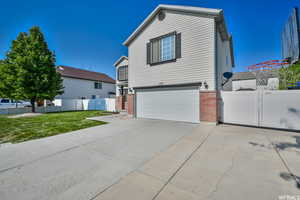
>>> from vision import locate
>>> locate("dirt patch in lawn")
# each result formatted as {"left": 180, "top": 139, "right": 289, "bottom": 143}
{"left": 8, "top": 113, "right": 43, "bottom": 118}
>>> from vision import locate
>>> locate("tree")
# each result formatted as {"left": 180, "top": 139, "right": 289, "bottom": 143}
{"left": 0, "top": 26, "right": 63, "bottom": 112}
{"left": 279, "top": 63, "right": 300, "bottom": 90}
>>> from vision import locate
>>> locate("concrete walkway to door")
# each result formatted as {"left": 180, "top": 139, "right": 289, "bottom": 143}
{"left": 95, "top": 124, "right": 300, "bottom": 200}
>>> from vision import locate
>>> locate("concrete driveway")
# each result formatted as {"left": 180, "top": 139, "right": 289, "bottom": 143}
{"left": 94, "top": 124, "right": 300, "bottom": 200}
{"left": 1, "top": 115, "right": 300, "bottom": 200}
{"left": 0, "top": 116, "right": 198, "bottom": 200}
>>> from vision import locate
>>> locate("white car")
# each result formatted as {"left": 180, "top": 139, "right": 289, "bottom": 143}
{"left": 0, "top": 99, "right": 31, "bottom": 109}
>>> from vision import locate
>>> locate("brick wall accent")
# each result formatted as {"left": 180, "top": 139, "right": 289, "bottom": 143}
{"left": 116, "top": 96, "right": 125, "bottom": 111}
{"left": 200, "top": 91, "right": 218, "bottom": 123}
{"left": 127, "top": 94, "right": 135, "bottom": 115}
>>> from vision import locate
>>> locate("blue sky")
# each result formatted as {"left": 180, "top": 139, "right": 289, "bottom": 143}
{"left": 0, "top": 0, "right": 299, "bottom": 78}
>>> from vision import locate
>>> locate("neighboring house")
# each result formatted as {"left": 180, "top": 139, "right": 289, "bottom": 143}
{"left": 232, "top": 71, "right": 279, "bottom": 91}
{"left": 114, "top": 4, "right": 234, "bottom": 123}
{"left": 281, "top": 7, "right": 300, "bottom": 64}
{"left": 56, "top": 66, "right": 115, "bottom": 99}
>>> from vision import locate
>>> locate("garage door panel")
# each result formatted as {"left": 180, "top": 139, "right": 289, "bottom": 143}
{"left": 136, "top": 87, "right": 199, "bottom": 123}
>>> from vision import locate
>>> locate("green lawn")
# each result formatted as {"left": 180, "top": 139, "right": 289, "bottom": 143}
{"left": 0, "top": 111, "right": 111, "bottom": 144}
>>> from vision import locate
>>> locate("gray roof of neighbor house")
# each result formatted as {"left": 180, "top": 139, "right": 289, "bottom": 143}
{"left": 57, "top": 66, "right": 115, "bottom": 84}
{"left": 232, "top": 71, "right": 279, "bottom": 81}
{"left": 123, "top": 4, "right": 230, "bottom": 46}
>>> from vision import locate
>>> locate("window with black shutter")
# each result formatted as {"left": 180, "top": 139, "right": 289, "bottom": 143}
{"left": 147, "top": 32, "right": 181, "bottom": 65}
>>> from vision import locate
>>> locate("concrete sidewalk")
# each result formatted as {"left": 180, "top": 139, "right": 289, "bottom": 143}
{"left": 95, "top": 125, "right": 300, "bottom": 200}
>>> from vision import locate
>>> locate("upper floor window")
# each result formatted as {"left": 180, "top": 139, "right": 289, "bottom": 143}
{"left": 118, "top": 66, "right": 128, "bottom": 81}
{"left": 94, "top": 82, "right": 102, "bottom": 89}
{"left": 147, "top": 32, "right": 181, "bottom": 65}
{"left": 161, "top": 35, "right": 175, "bottom": 61}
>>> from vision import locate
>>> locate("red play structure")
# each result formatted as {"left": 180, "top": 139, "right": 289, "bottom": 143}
{"left": 246, "top": 59, "right": 289, "bottom": 72}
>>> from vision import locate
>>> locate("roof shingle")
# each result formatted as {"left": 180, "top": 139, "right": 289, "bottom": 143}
{"left": 57, "top": 66, "right": 115, "bottom": 84}
{"left": 232, "top": 71, "right": 278, "bottom": 81}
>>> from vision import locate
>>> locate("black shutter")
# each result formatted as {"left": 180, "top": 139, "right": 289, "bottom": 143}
{"left": 147, "top": 42, "right": 151, "bottom": 64}
{"left": 176, "top": 33, "right": 181, "bottom": 58}
{"left": 125, "top": 66, "right": 128, "bottom": 80}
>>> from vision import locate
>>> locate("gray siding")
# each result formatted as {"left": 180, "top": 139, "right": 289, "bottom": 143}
{"left": 128, "top": 10, "right": 216, "bottom": 90}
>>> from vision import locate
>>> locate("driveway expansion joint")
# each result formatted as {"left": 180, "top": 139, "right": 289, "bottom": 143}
{"left": 87, "top": 121, "right": 199, "bottom": 200}
{"left": 207, "top": 149, "right": 238, "bottom": 199}
{"left": 151, "top": 126, "right": 215, "bottom": 200}
{"left": 0, "top": 145, "right": 80, "bottom": 174}
{"left": 264, "top": 133, "right": 300, "bottom": 189}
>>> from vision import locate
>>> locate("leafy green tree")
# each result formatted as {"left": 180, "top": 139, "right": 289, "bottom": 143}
{"left": 279, "top": 63, "right": 300, "bottom": 90}
{"left": 0, "top": 26, "right": 63, "bottom": 112}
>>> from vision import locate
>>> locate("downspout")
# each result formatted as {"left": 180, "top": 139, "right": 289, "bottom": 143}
{"left": 214, "top": 20, "right": 219, "bottom": 91}
{"left": 214, "top": 19, "right": 221, "bottom": 123}
{"left": 134, "top": 90, "right": 137, "bottom": 118}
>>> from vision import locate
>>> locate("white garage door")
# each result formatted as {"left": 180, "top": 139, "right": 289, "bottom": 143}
{"left": 136, "top": 87, "right": 200, "bottom": 123}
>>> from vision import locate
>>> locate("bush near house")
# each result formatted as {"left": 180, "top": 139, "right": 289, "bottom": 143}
{"left": 0, "top": 111, "right": 111, "bottom": 144}
{"left": 279, "top": 63, "right": 300, "bottom": 89}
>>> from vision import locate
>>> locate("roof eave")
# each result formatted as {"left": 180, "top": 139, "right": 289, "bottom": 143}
{"left": 123, "top": 4, "right": 222, "bottom": 46}
{"left": 216, "top": 12, "right": 230, "bottom": 41}
{"left": 215, "top": 11, "right": 234, "bottom": 67}
{"left": 61, "top": 75, "right": 115, "bottom": 84}
{"left": 114, "top": 56, "right": 128, "bottom": 67}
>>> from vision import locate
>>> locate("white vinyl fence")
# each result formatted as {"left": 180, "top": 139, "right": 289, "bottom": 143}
{"left": 220, "top": 90, "right": 300, "bottom": 131}
{"left": 0, "top": 98, "right": 116, "bottom": 115}
{"left": 53, "top": 98, "right": 116, "bottom": 112}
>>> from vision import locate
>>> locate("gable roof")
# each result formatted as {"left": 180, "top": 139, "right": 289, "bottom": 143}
{"left": 123, "top": 4, "right": 229, "bottom": 46}
{"left": 232, "top": 71, "right": 278, "bottom": 81}
{"left": 57, "top": 66, "right": 115, "bottom": 84}
{"left": 114, "top": 56, "right": 128, "bottom": 67}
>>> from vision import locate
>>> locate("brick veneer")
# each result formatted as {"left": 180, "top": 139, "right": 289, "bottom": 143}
{"left": 127, "top": 94, "right": 135, "bottom": 115}
{"left": 200, "top": 91, "right": 218, "bottom": 123}
{"left": 116, "top": 96, "right": 125, "bottom": 111}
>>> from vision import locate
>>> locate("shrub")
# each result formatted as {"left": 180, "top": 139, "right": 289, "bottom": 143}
{"left": 279, "top": 63, "right": 300, "bottom": 90}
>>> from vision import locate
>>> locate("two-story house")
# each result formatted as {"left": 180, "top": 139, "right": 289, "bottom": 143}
{"left": 56, "top": 66, "right": 116, "bottom": 99}
{"left": 115, "top": 4, "right": 234, "bottom": 123}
